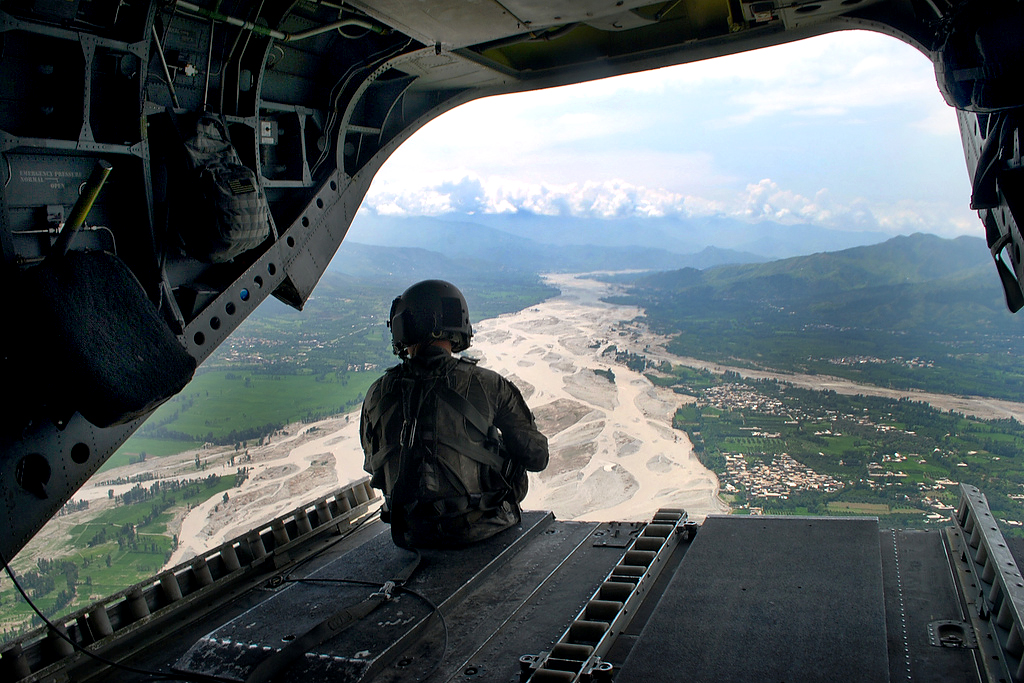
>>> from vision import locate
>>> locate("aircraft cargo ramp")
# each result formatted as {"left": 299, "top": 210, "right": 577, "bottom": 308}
{"left": 2, "top": 482, "right": 1019, "bottom": 683}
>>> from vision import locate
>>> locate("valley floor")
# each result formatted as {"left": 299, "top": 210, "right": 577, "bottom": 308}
{"left": 169, "top": 271, "right": 730, "bottom": 567}
{"left": 33, "top": 273, "right": 1024, "bottom": 573}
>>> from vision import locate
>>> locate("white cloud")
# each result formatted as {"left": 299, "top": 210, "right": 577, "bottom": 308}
{"left": 361, "top": 173, "right": 979, "bottom": 238}
{"left": 367, "top": 176, "right": 696, "bottom": 219}
{"left": 741, "top": 179, "right": 819, "bottom": 221}
{"left": 703, "top": 34, "right": 948, "bottom": 129}
{"left": 913, "top": 106, "right": 961, "bottom": 136}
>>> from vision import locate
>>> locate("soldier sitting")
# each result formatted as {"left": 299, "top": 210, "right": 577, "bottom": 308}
{"left": 361, "top": 280, "right": 549, "bottom": 548}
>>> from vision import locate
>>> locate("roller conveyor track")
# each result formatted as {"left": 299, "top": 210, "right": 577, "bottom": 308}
{"left": 518, "top": 509, "right": 697, "bottom": 683}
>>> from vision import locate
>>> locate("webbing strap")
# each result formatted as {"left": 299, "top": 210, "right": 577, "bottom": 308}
{"left": 244, "top": 551, "right": 421, "bottom": 683}
{"left": 991, "top": 231, "right": 1024, "bottom": 312}
{"left": 435, "top": 385, "right": 492, "bottom": 438}
{"left": 368, "top": 443, "right": 402, "bottom": 473}
{"left": 371, "top": 382, "right": 503, "bottom": 472}
{"left": 434, "top": 435, "right": 504, "bottom": 472}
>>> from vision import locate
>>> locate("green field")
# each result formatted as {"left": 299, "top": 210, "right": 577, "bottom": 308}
{"left": 0, "top": 475, "right": 236, "bottom": 640}
{"left": 103, "top": 437, "right": 204, "bottom": 469}
{"left": 111, "top": 370, "right": 376, "bottom": 471}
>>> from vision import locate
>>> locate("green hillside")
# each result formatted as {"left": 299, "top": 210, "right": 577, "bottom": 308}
{"left": 611, "top": 234, "right": 1024, "bottom": 400}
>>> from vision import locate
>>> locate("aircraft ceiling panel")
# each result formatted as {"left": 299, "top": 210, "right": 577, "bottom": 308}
{"left": 776, "top": 0, "right": 890, "bottom": 30}
{"left": 496, "top": 1, "right": 656, "bottom": 29}
{"left": 394, "top": 49, "right": 517, "bottom": 91}
{"left": 584, "top": 9, "right": 662, "bottom": 32}
{"left": 346, "top": 1, "right": 658, "bottom": 49}
{"left": 345, "top": 0, "right": 530, "bottom": 49}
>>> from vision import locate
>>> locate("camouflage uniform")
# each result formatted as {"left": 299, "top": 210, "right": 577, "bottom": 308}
{"left": 362, "top": 345, "right": 548, "bottom": 548}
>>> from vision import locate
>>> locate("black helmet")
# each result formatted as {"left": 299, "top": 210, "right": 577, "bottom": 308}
{"left": 388, "top": 280, "right": 473, "bottom": 356}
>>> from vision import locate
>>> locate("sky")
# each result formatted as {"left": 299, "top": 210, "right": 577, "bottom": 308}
{"left": 357, "top": 29, "right": 981, "bottom": 241}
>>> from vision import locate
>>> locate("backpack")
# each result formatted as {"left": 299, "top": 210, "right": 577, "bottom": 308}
{"left": 172, "top": 114, "right": 271, "bottom": 263}
{"left": 380, "top": 368, "right": 521, "bottom": 547}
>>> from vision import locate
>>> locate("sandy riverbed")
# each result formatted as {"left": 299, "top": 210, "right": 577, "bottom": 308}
{"left": 472, "top": 273, "right": 726, "bottom": 521}
{"left": 162, "top": 415, "right": 368, "bottom": 565}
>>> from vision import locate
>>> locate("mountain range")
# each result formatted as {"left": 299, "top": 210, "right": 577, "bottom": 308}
{"left": 336, "top": 210, "right": 899, "bottom": 273}
{"left": 602, "top": 232, "right": 1024, "bottom": 401}
{"left": 330, "top": 213, "right": 1018, "bottom": 339}
{"left": 615, "top": 232, "right": 1024, "bottom": 335}
{"left": 301, "top": 221, "right": 1024, "bottom": 399}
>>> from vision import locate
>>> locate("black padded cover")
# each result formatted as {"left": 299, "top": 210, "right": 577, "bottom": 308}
{"left": 14, "top": 250, "right": 196, "bottom": 427}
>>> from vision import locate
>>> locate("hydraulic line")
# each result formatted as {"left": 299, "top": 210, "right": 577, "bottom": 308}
{"left": 203, "top": 19, "right": 214, "bottom": 109}
{"left": 175, "top": 1, "right": 388, "bottom": 41}
{"left": 151, "top": 25, "right": 180, "bottom": 108}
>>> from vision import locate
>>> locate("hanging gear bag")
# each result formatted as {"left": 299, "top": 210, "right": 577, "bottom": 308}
{"left": 171, "top": 113, "right": 271, "bottom": 263}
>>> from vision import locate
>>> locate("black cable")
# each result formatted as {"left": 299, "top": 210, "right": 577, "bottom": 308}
{"left": 0, "top": 546, "right": 240, "bottom": 682}
{"left": 282, "top": 576, "right": 450, "bottom": 679}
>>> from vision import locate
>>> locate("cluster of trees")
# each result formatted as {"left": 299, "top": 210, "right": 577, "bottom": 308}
{"left": 57, "top": 499, "right": 89, "bottom": 516}
{"left": 139, "top": 421, "right": 286, "bottom": 446}
{"left": 117, "top": 474, "right": 223, "bottom": 508}
{"left": 616, "top": 350, "right": 649, "bottom": 373}
{"left": 18, "top": 558, "right": 80, "bottom": 600}
{"left": 97, "top": 472, "right": 155, "bottom": 487}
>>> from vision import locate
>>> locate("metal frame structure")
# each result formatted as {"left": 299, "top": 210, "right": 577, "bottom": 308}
{"left": 949, "top": 484, "right": 1024, "bottom": 683}
{"left": 519, "top": 509, "right": 697, "bottom": 682}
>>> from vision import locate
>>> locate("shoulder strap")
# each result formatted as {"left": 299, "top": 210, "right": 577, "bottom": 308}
{"left": 432, "top": 385, "right": 507, "bottom": 472}
{"left": 386, "top": 375, "right": 425, "bottom": 545}
{"left": 434, "top": 384, "right": 491, "bottom": 438}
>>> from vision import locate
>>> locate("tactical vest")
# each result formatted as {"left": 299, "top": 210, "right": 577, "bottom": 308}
{"left": 366, "top": 357, "right": 523, "bottom": 548}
